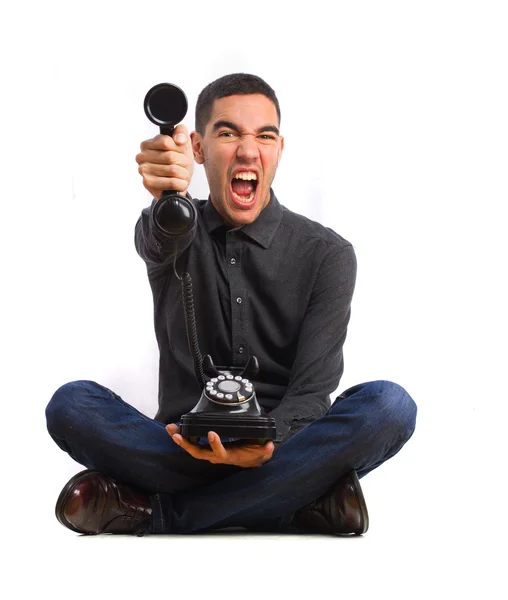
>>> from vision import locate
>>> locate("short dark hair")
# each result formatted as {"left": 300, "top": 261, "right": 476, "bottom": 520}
{"left": 195, "top": 73, "right": 281, "bottom": 135}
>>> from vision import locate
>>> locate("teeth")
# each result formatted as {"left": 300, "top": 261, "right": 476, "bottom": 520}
{"left": 232, "top": 190, "right": 255, "bottom": 203}
{"left": 233, "top": 172, "right": 257, "bottom": 181}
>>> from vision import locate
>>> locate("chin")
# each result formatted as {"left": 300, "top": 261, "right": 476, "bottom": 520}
{"left": 225, "top": 202, "right": 260, "bottom": 227}
{"left": 230, "top": 212, "right": 258, "bottom": 227}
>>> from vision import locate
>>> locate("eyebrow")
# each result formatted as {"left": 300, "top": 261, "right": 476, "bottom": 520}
{"left": 212, "top": 120, "right": 280, "bottom": 136}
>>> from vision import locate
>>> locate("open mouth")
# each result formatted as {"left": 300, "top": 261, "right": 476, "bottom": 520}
{"left": 231, "top": 172, "right": 258, "bottom": 205}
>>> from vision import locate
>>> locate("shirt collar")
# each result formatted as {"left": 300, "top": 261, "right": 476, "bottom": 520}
{"left": 202, "top": 189, "right": 283, "bottom": 249}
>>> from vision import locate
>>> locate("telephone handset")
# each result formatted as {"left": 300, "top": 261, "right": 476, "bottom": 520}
{"left": 143, "top": 83, "right": 197, "bottom": 236}
{"left": 143, "top": 83, "right": 277, "bottom": 443}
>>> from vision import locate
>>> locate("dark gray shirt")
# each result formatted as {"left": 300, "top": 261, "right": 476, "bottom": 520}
{"left": 134, "top": 190, "right": 356, "bottom": 446}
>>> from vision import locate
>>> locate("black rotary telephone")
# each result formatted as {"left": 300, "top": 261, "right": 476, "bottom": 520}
{"left": 143, "top": 83, "right": 277, "bottom": 445}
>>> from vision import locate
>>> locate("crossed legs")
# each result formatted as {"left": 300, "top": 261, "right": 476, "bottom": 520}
{"left": 46, "top": 379, "right": 417, "bottom": 533}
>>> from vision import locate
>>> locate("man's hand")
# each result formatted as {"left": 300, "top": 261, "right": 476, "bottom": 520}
{"left": 166, "top": 424, "right": 274, "bottom": 468}
{"left": 136, "top": 125, "right": 194, "bottom": 199}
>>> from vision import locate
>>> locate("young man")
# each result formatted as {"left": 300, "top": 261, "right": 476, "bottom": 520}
{"left": 46, "top": 73, "right": 417, "bottom": 536}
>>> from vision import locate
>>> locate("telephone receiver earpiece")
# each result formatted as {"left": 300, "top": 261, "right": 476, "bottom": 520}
{"left": 144, "top": 82, "right": 196, "bottom": 235}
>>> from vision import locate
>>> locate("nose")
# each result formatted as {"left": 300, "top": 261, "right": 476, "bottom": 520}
{"left": 236, "top": 135, "right": 260, "bottom": 161}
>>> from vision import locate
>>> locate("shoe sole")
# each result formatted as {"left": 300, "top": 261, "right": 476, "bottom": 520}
{"left": 55, "top": 469, "right": 101, "bottom": 534}
{"left": 349, "top": 470, "right": 369, "bottom": 534}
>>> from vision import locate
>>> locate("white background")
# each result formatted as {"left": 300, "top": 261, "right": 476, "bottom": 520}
{"left": 1, "top": 1, "right": 507, "bottom": 598}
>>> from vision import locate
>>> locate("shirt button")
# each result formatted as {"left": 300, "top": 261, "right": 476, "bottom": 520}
{"left": 236, "top": 297, "right": 242, "bottom": 304}
{"left": 238, "top": 346, "right": 244, "bottom": 354}
{"left": 229, "top": 257, "right": 236, "bottom": 265}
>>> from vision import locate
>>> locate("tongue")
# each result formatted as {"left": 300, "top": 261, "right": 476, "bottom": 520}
{"left": 232, "top": 179, "right": 255, "bottom": 197}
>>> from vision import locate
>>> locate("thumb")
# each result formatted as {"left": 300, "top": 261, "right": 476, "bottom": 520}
{"left": 173, "top": 123, "right": 189, "bottom": 146}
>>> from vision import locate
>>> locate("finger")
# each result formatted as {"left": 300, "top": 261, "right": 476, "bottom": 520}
{"left": 142, "top": 175, "right": 190, "bottom": 195}
{"left": 207, "top": 431, "right": 228, "bottom": 461}
{"left": 136, "top": 149, "right": 190, "bottom": 167}
{"left": 243, "top": 441, "right": 273, "bottom": 450}
{"left": 255, "top": 442, "right": 274, "bottom": 466}
{"left": 165, "top": 423, "right": 180, "bottom": 436}
{"left": 244, "top": 441, "right": 274, "bottom": 460}
{"left": 138, "top": 163, "right": 189, "bottom": 181}
{"left": 172, "top": 434, "right": 215, "bottom": 461}
{"left": 140, "top": 132, "right": 189, "bottom": 154}
{"left": 140, "top": 134, "right": 176, "bottom": 152}
{"left": 265, "top": 441, "right": 274, "bottom": 456}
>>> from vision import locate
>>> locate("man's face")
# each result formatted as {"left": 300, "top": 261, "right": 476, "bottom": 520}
{"left": 191, "top": 94, "right": 284, "bottom": 227}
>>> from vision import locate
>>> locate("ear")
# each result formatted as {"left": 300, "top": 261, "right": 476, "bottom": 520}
{"left": 191, "top": 131, "right": 204, "bottom": 164}
{"left": 277, "top": 135, "right": 285, "bottom": 166}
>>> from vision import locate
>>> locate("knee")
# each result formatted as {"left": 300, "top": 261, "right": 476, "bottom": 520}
{"left": 366, "top": 380, "right": 417, "bottom": 440}
{"left": 45, "top": 380, "right": 100, "bottom": 437}
{"left": 335, "top": 380, "right": 417, "bottom": 441}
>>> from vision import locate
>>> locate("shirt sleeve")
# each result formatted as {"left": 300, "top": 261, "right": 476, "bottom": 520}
{"left": 268, "top": 243, "right": 357, "bottom": 447}
{"left": 134, "top": 197, "right": 198, "bottom": 280}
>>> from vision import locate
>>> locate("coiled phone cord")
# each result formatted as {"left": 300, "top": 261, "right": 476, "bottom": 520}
{"left": 173, "top": 251, "right": 206, "bottom": 389}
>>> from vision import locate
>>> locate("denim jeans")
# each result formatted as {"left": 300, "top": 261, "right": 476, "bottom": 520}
{"left": 46, "top": 380, "right": 417, "bottom": 534}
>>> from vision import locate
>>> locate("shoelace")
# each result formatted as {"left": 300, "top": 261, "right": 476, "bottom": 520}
{"left": 102, "top": 482, "right": 153, "bottom": 536}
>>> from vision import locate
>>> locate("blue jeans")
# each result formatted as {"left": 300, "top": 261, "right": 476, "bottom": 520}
{"left": 46, "top": 380, "right": 416, "bottom": 534}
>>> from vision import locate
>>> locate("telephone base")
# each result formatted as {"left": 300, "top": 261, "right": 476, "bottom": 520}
{"left": 180, "top": 412, "right": 276, "bottom": 444}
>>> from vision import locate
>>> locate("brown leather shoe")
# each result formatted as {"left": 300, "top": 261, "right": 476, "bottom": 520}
{"left": 291, "top": 470, "right": 369, "bottom": 535}
{"left": 55, "top": 470, "right": 153, "bottom": 535}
